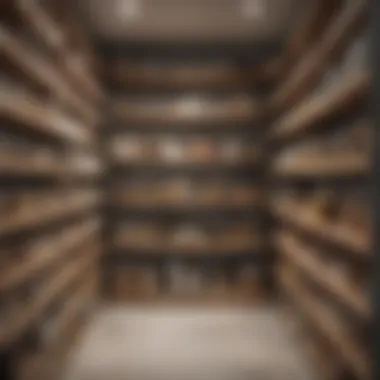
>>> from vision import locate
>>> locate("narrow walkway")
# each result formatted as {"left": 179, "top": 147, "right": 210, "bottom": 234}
{"left": 64, "top": 306, "right": 316, "bottom": 380}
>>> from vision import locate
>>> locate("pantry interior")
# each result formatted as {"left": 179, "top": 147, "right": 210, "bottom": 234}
{"left": 0, "top": 0, "right": 373, "bottom": 379}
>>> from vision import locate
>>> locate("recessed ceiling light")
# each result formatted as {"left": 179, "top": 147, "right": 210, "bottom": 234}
{"left": 242, "top": 0, "right": 266, "bottom": 19}
{"left": 117, "top": 0, "right": 140, "bottom": 20}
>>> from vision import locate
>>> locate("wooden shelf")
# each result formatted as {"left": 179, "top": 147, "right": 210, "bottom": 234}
{"left": 0, "top": 25, "right": 98, "bottom": 125}
{"left": 47, "top": 274, "right": 96, "bottom": 341}
{"left": 0, "top": 191, "right": 100, "bottom": 237}
{"left": 110, "top": 145, "right": 261, "bottom": 165}
{"left": 105, "top": 61, "right": 271, "bottom": 90}
{"left": 0, "top": 89, "right": 92, "bottom": 145}
{"left": 16, "top": 0, "right": 67, "bottom": 54}
{"left": 112, "top": 242, "right": 262, "bottom": 256}
{"left": 109, "top": 205, "right": 263, "bottom": 218}
{"left": 270, "top": 1, "right": 337, "bottom": 86}
{"left": 109, "top": 151, "right": 261, "bottom": 169}
{"left": 0, "top": 152, "right": 102, "bottom": 179}
{"left": 113, "top": 185, "right": 262, "bottom": 210}
{"left": 0, "top": 249, "right": 95, "bottom": 347}
{"left": 15, "top": 0, "right": 103, "bottom": 103}
{"left": 62, "top": 56, "right": 103, "bottom": 105}
{"left": 0, "top": 1, "right": 100, "bottom": 356}
{"left": 303, "top": 334, "right": 337, "bottom": 380}
{"left": 110, "top": 160, "right": 261, "bottom": 172}
{"left": 0, "top": 154, "right": 63, "bottom": 177}
{"left": 272, "top": 198, "right": 369, "bottom": 257}
{"left": 113, "top": 97, "right": 262, "bottom": 125}
{"left": 271, "top": 0, "right": 368, "bottom": 114}
{"left": 113, "top": 231, "right": 262, "bottom": 256}
{"left": 281, "top": 268, "right": 370, "bottom": 380}
{"left": 59, "top": 155, "right": 103, "bottom": 178}
{"left": 0, "top": 217, "right": 100, "bottom": 293}
{"left": 112, "top": 200, "right": 261, "bottom": 211}
{"left": 272, "top": 70, "right": 370, "bottom": 140}
{"left": 277, "top": 231, "right": 370, "bottom": 320}
{"left": 273, "top": 152, "right": 369, "bottom": 177}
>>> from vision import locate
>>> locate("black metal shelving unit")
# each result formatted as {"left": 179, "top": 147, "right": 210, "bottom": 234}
{"left": 102, "top": 44, "right": 275, "bottom": 301}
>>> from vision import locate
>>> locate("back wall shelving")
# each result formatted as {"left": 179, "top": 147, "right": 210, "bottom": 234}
{"left": 102, "top": 52, "right": 275, "bottom": 303}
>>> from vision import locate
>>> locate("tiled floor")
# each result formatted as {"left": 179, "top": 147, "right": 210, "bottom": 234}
{"left": 64, "top": 306, "right": 316, "bottom": 380}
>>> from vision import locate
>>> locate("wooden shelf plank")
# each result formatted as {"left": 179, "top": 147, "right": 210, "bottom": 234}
{"left": 109, "top": 149, "right": 261, "bottom": 169}
{"left": 277, "top": 231, "right": 370, "bottom": 320}
{"left": 273, "top": 152, "right": 369, "bottom": 177}
{"left": 112, "top": 200, "right": 261, "bottom": 211}
{"left": 0, "top": 217, "right": 100, "bottom": 293}
{"left": 273, "top": 70, "right": 370, "bottom": 140}
{"left": 0, "top": 152, "right": 102, "bottom": 178}
{"left": 269, "top": 1, "right": 338, "bottom": 86}
{"left": 0, "top": 89, "right": 92, "bottom": 145}
{"left": 105, "top": 61, "right": 272, "bottom": 90}
{"left": 0, "top": 25, "right": 98, "bottom": 125}
{"left": 113, "top": 234, "right": 262, "bottom": 256}
{"left": 62, "top": 55, "right": 103, "bottom": 105}
{"left": 0, "top": 191, "right": 100, "bottom": 237}
{"left": 271, "top": 0, "right": 368, "bottom": 114}
{"left": 15, "top": 0, "right": 103, "bottom": 103}
{"left": 280, "top": 268, "right": 370, "bottom": 380}
{"left": 109, "top": 206, "right": 263, "bottom": 218}
{"left": 272, "top": 198, "right": 369, "bottom": 257}
{"left": 110, "top": 160, "right": 261, "bottom": 171}
{"left": 60, "top": 155, "right": 103, "bottom": 178}
{"left": 113, "top": 97, "right": 262, "bottom": 125}
{"left": 111, "top": 245, "right": 263, "bottom": 257}
{"left": 47, "top": 274, "right": 96, "bottom": 341}
{"left": 0, "top": 156, "right": 61, "bottom": 177}
{"left": 17, "top": 0, "right": 103, "bottom": 103}
{"left": 0, "top": 250, "right": 95, "bottom": 347}
{"left": 17, "top": 0, "right": 66, "bottom": 53}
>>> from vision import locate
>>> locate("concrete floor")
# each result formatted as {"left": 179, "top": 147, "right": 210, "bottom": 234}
{"left": 64, "top": 306, "right": 317, "bottom": 380}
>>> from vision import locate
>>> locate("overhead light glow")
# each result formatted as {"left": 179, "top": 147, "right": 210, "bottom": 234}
{"left": 117, "top": 0, "right": 140, "bottom": 20}
{"left": 242, "top": 0, "right": 266, "bottom": 19}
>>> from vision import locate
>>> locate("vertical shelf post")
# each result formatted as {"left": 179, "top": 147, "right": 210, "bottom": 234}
{"left": 372, "top": 1, "right": 380, "bottom": 379}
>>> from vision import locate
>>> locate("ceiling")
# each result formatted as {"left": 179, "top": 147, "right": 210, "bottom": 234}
{"left": 75, "top": 0, "right": 300, "bottom": 44}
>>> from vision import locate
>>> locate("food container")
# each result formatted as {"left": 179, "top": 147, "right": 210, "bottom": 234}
{"left": 158, "top": 139, "right": 185, "bottom": 163}
{"left": 171, "top": 226, "right": 209, "bottom": 252}
{"left": 189, "top": 139, "right": 216, "bottom": 162}
{"left": 115, "top": 224, "right": 164, "bottom": 249}
{"left": 110, "top": 136, "right": 144, "bottom": 162}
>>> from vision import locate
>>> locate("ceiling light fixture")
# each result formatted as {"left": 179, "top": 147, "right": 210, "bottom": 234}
{"left": 242, "top": 0, "right": 266, "bottom": 19}
{"left": 117, "top": 0, "right": 140, "bottom": 20}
